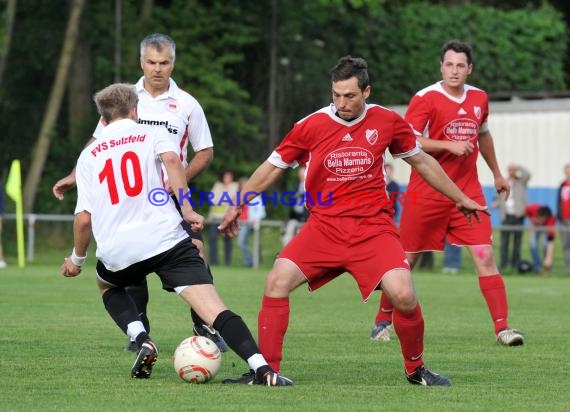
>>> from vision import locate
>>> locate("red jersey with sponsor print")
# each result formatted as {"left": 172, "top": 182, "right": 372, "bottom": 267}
{"left": 268, "top": 104, "right": 420, "bottom": 218}
{"left": 405, "top": 81, "right": 489, "bottom": 201}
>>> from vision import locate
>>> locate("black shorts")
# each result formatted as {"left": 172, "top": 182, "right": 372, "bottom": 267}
{"left": 181, "top": 220, "right": 203, "bottom": 241}
{"left": 96, "top": 238, "right": 211, "bottom": 292}
{"left": 172, "top": 194, "right": 203, "bottom": 241}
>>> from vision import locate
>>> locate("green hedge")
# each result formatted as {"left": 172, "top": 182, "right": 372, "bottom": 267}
{"left": 363, "top": 3, "right": 567, "bottom": 104}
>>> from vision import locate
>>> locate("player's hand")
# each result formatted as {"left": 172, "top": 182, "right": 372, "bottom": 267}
{"left": 455, "top": 198, "right": 490, "bottom": 225}
{"left": 542, "top": 257, "right": 553, "bottom": 273}
{"left": 182, "top": 210, "right": 205, "bottom": 232}
{"left": 52, "top": 174, "right": 76, "bottom": 200}
{"left": 448, "top": 141, "right": 474, "bottom": 156}
{"left": 494, "top": 176, "right": 510, "bottom": 200}
{"left": 218, "top": 206, "right": 242, "bottom": 237}
{"left": 61, "top": 257, "right": 82, "bottom": 277}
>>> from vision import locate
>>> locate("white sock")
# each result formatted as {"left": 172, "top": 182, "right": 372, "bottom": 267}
{"left": 247, "top": 353, "right": 268, "bottom": 372}
{"left": 126, "top": 321, "right": 146, "bottom": 341}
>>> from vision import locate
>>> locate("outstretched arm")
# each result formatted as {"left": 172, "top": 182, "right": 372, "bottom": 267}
{"left": 404, "top": 150, "right": 489, "bottom": 223}
{"left": 218, "top": 161, "right": 286, "bottom": 237}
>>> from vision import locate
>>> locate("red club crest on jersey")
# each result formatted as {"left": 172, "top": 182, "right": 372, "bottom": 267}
{"left": 443, "top": 118, "right": 478, "bottom": 142}
{"left": 324, "top": 147, "right": 374, "bottom": 177}
{"left": 473, "top": 106, "right": 481, "bottom": 119}
{"left": 166, "top": 101, "right": 179, "bottom": 112}
{"left": 365, "top": 129, "right": 378, "bottom": 145}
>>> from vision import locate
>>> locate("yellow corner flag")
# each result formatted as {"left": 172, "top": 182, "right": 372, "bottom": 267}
{"left": 6, "top": 160, "right": 25, "bottom": 268}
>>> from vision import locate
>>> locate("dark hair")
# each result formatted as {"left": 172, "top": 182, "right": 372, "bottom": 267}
{"left": 330, "top": 56, "right": 370, "bottom": 92}
{"left": 537, "top": 206, "right": 552, "bottom": 218}
{"left": 219, "top": 170, "right": 234, "bottom": 181}
{"left": 440, "top": 40, "right": 473, "bottom": 65}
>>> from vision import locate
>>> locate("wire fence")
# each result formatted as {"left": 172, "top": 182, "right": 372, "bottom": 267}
{"left": 2, "top": 213, "right": 569, "bottom": 266}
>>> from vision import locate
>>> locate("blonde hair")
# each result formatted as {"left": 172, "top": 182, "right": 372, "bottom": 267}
{"left": 93, "top": 83, "right": 138, "bottom": 123}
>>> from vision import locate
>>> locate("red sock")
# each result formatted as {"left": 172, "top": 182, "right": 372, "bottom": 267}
{"left": 393, "top": 304, "right": 424, "bottom": 375}
{"left": 375, "top": 293, "right": 394, "bottom": 324}
{"left": 258, "top": 295, "right": 290, "bottom": 373}
{"left": 478, "top": 274, "right": 509, "bottom": 334}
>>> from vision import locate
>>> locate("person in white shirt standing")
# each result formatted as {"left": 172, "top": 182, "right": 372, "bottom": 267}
{"left": 52, "top": 33, "right": 226, "bottom": 352}
{"left": 60, "top": 83, "right": 292, "bottom": 386}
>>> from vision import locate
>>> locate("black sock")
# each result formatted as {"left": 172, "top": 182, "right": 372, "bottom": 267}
{"left": 213, "top": 310, "right": 259, "bottom": 361}
{"left": 135, "top": 331, "right": 150, "bottom": 348}
{"left": 125, "top": 279, "right": 150, "bottom": 333}
{"left": 191, "top": 307, "right": 204, "bottom": 326}
{"left": 102, "top": 288, "right": 140, "bottom": 335}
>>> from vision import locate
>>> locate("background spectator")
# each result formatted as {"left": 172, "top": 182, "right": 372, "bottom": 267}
{"left": 385, "top": 163, "right": 401, "bottom": 223}
{"left": 557, "top": 164, "right": 570, "bottom": 273}
{"left": 281, "top": 166, "right": 309, "bottom": 246}
{"left": 442, "top": 240, "right": 462, "bottom": 273}
{"left": 237, "top": 177, "right": 266, "bottom": 267}
{"left": 525, "top": 204, "right": 556, "bottom": 274}
{"left": 208, "top": 170, "right": 238, "bottom": 265}
{"left": 494, "top": 164, "right": 530, "bottom": 270}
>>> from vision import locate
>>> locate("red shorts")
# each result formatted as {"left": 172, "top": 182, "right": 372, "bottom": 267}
{"left": 399, "top": 195, "right": 492, "bottom": 252}
{"left": 279, "top": 213, "right": 410, "bottom": 301}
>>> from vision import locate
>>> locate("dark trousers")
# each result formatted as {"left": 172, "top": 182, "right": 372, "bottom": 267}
{"left": 208, "top": 220, "right": 233, "bottom": 265}
{"left": 500, "top": 214, "right": 525, "bottom": 269}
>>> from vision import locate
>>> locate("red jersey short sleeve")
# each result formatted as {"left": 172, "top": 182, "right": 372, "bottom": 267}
{"left": 405, "top": 81, "right": 489, "bottom": 201}
{"left": 269, "top": 104, "right": 420, "bottom": 218}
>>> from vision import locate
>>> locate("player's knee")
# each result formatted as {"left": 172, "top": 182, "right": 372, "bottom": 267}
{"left": 390, "top": 288, "right": 418, "bottom": 312}
{"left": 264, "top": 271, "right": 297, "bottom": 297}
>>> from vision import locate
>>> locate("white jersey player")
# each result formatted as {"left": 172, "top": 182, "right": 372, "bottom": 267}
{"left": 61, "top": 83, "right": 292, "bottom": 386}
{"left": 53, "top": 33, "right": 225, "bottom": 353}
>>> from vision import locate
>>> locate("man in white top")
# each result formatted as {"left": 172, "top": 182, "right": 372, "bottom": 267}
{"left": 60, "top": 83, "right": 292, "bottom": 386}
{"left": 52, "top": 33, "right": 225, "bottom": 352}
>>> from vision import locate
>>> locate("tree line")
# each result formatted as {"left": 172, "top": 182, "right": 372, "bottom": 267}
{"left": 0, "top": 0, "right": 567, "bottom": 216}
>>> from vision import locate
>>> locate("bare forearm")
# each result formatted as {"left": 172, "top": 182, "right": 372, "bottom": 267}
{"left": 479, "top": 132, "right": 501, "bottom": 178}
{"left": 240, "top": 161, "right": 286, "bottom": 204}
{"left": 405, "top": 151, "right": 468, "bottom": 203}
{"left": 544, "top": 241, "right": 555, "bottom": 262}
{"left": 163, "top": 152, "right": 193, "bottom": 214}
{"left": 417, "top": 136, "right": 449, "bottom": 153}
{"left": 73, "top": 212, "right": 92, "bottom": 256}
{"left": 185, "top": 148, "right": 213, "bottom": 183}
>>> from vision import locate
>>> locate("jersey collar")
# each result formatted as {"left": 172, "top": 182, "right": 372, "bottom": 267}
{"left": 328, "top": 103, "right": 368, "bottom": 125}
{"left": 135, "top": 76, "right": 181, "bottom": 100}
{"left": 435, "top": 81, "right": 469, "bottom": 104}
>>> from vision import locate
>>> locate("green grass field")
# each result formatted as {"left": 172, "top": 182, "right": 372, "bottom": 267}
{"left": 1, "top": 260, "right": 569, "bottom": 412}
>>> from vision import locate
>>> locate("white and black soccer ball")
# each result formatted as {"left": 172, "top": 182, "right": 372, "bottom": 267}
{"left": 173, "top": 336, "right": 222, "bottom": 383}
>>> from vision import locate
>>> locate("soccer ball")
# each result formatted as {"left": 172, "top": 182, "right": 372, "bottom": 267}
{"left": 173, "top": 336, "right": 222, "bottom": 383}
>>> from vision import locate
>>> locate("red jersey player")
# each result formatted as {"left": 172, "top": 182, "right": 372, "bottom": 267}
{"left": 371, "top": 40, "right": 524, "bottom": 347}
{"left": 219, "top": 56, "right": 489, "bottom": 387}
